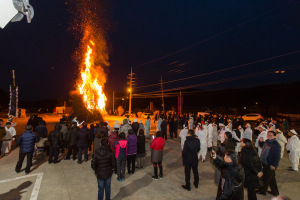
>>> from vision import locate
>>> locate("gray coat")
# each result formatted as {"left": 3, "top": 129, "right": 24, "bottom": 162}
{"left": 215, "top": 155, "right": 224, "bottom": 185}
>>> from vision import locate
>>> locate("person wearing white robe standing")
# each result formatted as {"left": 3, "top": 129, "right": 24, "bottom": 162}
{"left": 276, "top": 129, "right": 287, "bottom": 158}
{"left": 156, "top": 117, "right": 163, "bottom": 131}
{"left": 188, "top": 117, "right": 194, "bottom": 130}
{"left": 218, "top": 124, "right": 226, "bottom": 143}
{"left": 207, "top": 122, "right": 213, "bottom": 150}
{"left": 286, "top": 129, "right": 300, "bottom": 171}
{"left": 1, "top": 122, "right": 16, "bottom": 156}
{"left": 212, "top": 123, "right": 218, "bottom": 147}
{"left": 268, "top": 122, "right": 275, "bottom": 132}
{"left": 227, "top": 119, "right": 232, "bottom": 131}
{"left": 255, "top": 125, "right": 268, "bottom": 157}
{"left": 106, "top": 121, "right": 111, "bottom": 136}
{"left": 232, "top": 125, "right": 242, "bottom": 153}
{"left": 179, "top": 124, "right": 188, "bottom": 151}
{"left": 244, "top": 123, "right": 253, "bottom": 141}
{"left": 196, "top": 124, "right": 208, "bottom": 162}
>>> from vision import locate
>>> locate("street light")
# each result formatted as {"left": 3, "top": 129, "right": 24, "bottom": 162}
{"left": 128, "top": 88, "right": 132, "bottom": 115}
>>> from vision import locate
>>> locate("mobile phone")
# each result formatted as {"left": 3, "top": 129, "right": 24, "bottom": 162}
{"left": 152, "top": 135, "right": 155, "bottom": 140}
{"left": 212, "top": 149, "right": 216, "bottom": 158}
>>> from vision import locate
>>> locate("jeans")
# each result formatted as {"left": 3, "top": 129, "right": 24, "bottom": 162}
{"left": 117, "top": 158, "right": 126, "bottom": 179}
{"left": 97, "top": 177, "right": 111, "bottom": 200}
{"left": 15, "top": 152, "right": 33, "bottom": 173}
{"left": 66, "top": 144, "right": 77, "bottom": 160}
{"left": 78, "top": 146, "right": 88, "bottom": 162}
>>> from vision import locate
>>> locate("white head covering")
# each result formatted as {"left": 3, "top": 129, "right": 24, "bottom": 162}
{"left": 238, "top": 125, "right": 242, "bottom": 129}
{"left": 139, "top": 120, "right": 142, "bottom": 123}
{"left": 113, "top": 120, "right": 120, "bottom": 128}
{"left": 246, "top": 123, "right": 251, "bottom": 128}
{"left": 290, "top": 129, "right": 298, "bottom": 135}
{"left": 269, "top": 122, "right": 274, "bottom": 126}
{"left": 259, "top": 125, "right": 267, "bottom": 131}
{"left": 219, "top": 123, "right": 224, "bottom": 126}
{"left": 134, "top": 118, "right": 138, "bottom": 122}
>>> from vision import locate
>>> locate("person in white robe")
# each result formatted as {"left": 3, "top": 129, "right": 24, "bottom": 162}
{"left": 207, "top": 122, "right": 213, "bottom": 149}
{"left": 232, "top": 125, "right": 243, "bottom": 153}
{"left": 276, "top": 129, "right": 287, "bottom": 158}
{"left": 286, "top": 129, "right": 300, "bottom": 171}
{"left": 255, "top": 125, "right": 268, "bottom": 157}
{"left": 188, "top": 117, "right": 194, "bottom": 130}
{"left": 72, "top": 117, "right": 84, "bottom": 127}
{"left": 196, "top": 124, "right": 208, "bottom": 162}
{"left": 179, "top": 124, "right": 188, "bottom": 151}
{"left": 218, "top": 123, "right": 226, "bottom": 143}
{"left": 156, "top": 117, "right": 163, "bottom": 131}
{"left": 1, "top": 122, "right": 16, "bottom": 155}
{"left": 212, "top": 123, "right": 218, "bottom": 147}
{"left": 106, "top": 121, "right": 111, "bottom": 136}
{"left": 244, "top": 123, "right": 253, "bottom": 141}
{"left": 227, "top": 119, "right": 232, "bottom": 131}
{"left": 268, "top": 122, "right": 275, "bottom": 132}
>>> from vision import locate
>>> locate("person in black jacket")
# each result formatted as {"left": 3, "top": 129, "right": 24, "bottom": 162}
{"left": 136, "top": 129, "right": 146, "bottom": 169}
{"left": 169, "top": 118, "right": 174, "bottom": 139}
{"left": 88, "top": 124, "right": 95, "bottom": 153}
{"left": 212, "top": 150, "right": 245, "bottom": 200}
{"left": 173, "top": 117, "right": 179, "bottom": 138}
{"left": 91, "top": 138, "right": 116, "bottom": 200}
{"left": 35, "top": 121, "right": 48, "bottom": 138}
{"left": 76, "top": 123, "right": 90, "bottom": 164}
{"left": 160, "top": 117, "right": 168, "bottom": 140}
{"left": 182, "top": 130, "right": 200, "bottom": 191}
{"left": 15, "top": 125, "right": 39, "bottom": 174}
{"left": 131, "top": 119, "right": 139, "bottom": 135}
{"left": 48, "top": 123, "right": 63, "bottom": 164}
{"left": 95, "top": 122, "right": 109, "bottom": 138}
{"left": 239, "top": 138, "right": 263, "bottom": 200}
{"left": 64, "top": 122, "right": 80, "bottom": 160}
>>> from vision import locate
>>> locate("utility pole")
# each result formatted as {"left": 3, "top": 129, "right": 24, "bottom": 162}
{"left": 11, "top": 70, "right": 17, "bottom": 122}
{"left": 113, "top": 91, "right": 115, "bottom": 114}
{"left": 160, "top": 76, "right": 165, "bottom": 112}
{"left": 127, "top": 67, "right": 136, "bottom": 115}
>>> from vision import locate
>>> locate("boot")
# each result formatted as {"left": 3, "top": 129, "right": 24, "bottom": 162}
{"left": 159, "top": 164, "right": 163, "bottom": 179}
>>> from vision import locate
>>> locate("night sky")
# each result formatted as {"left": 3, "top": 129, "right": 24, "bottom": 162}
{"left": 1, "top": 0, "right": 300, "bottom": 101}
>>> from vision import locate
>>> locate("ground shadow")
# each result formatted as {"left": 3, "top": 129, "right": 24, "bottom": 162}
{"left": 0, "top": 181, "right": 32, "bottom": 200}
{"left": 30, "top": 154, "right": 48, "bottom": 173}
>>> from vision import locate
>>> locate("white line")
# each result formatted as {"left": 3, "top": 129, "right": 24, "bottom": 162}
{"left": 0, "top": 172, "right": 43, "bottom": 200}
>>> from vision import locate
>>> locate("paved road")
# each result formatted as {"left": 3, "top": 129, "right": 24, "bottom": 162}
{"left": 0, "top": 114, "right": 299, "bottom": 200}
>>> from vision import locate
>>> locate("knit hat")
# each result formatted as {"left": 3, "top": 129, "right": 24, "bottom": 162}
{"left": 139, "top": 120, "right": 142, "bottom": 123}
{"left": 134, "top": 118, "right": 138, "bottom": 122}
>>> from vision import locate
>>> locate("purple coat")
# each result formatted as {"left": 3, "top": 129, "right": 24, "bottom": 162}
{"left": 127, "top": 134, "right": 137, "bottom": 155}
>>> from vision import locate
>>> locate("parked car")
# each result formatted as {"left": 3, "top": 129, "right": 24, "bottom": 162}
{"left": 124, "top": 111, "right": 136, "bottom": 118}
{"left": 242, "top": 113, "right": 263, "bottom": 121}
{"left": 141, "top": 112, "right": 154, "bottom": 119}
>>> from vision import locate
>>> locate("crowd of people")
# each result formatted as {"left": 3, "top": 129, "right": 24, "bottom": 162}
{"left": 0, "top": 112, "right": 299, "bottom": 200}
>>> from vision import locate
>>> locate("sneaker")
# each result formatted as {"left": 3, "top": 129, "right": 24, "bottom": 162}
{"left": 152, "top": 175, "right": 158, "bottom": 180}
{"left": 182, "top": 185, "right": 191, "bottom": 191}
{"left": 53, "top": 160, "right": 61, "bottom": 164}
{"left": 64, "top": 158, "right": 70, "bottom": 160}
{"left": 159, "top": 174, "right": 163, "bottom": 179}
{"left": 77, "top": 161, "right": 81, "bottom": 164}
{"left": 136, "top": 167, "right": 140, "bottom": 169}
{"left": 121, "top": 178, "right": 125, "bottom": 181}
{"left": 15, "top": 170, "right": 20, "bottom": 174}
{"left": 84, "top": 159, "right": 88, "bottom": 162}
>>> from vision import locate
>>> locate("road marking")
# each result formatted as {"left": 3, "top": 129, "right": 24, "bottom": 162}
{"left": 0, "top": 172, "right": 43, "bottom": 200}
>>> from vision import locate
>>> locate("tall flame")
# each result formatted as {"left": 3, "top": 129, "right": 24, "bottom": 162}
{"left": 77, "top": 40, "right": 107, "bottom": 114}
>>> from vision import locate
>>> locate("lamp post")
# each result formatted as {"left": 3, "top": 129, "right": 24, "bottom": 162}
{"left": 128, "top": 88, "right": 131, "bottom": 115}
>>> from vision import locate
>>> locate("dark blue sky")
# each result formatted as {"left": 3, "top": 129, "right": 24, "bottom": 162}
{"left": 1, "top": 0, "right": 300, "bottom": 101}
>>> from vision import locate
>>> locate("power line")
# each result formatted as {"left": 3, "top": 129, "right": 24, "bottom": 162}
{"left": 132, "top": 1, "right": 291, "bottom": 69}
{"left": 134, "top": 50, "right": 300, "bottom": 89}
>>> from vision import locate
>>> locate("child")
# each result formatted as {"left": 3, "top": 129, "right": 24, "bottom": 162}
{"left": 113, "top": 132, "right": 128, "bottom": 181}
{"left": 136, "top": 129, "right": 146, "bottom": 169}
{"left": 127, "top": 129, "right": 137, "bottom": 174}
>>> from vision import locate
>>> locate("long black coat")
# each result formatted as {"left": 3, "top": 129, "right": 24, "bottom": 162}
{"left": 91, "top": 145, "right": 116, "bottom": 180}
{"left": 95, "top": 126, "right": 108, "bottom": 138}
{"left": 66, "top": 126, "right": 80, "bottom": 146}
{"left": 137, "top": 135, "right": 145, "bottom": 155}
{"left": 214, "top": 158, "right": 245, "bottom": 200}
{"left": 48, "top": 124, "right": 63, "bottom": 148}
{"left": 131, "top": 122, "right": 139, "bottom": 135}
{"left": 76, "top": 127, "right": 90, "bottom": 148}
{"left": 160, "top": 120, "right": 168, "bottom": 133}
{"left": 182, "top": 136, "right": 200, "bottom": 167}
{"left": 239, "top": 147, "right": 262, "bottom": 189}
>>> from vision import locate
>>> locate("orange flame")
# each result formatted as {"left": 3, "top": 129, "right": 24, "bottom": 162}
{"left": 77, "top": 40, "right": 107, "bottom": 114}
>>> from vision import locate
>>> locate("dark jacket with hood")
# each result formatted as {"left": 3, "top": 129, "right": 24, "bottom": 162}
{"left": 131, "top": 122, "right": 139, "bottom": 135}
{"left": 114, "top": 139, "right": 128, "bottom": 159}
{"left": 76, "top": 127, "right": 90, "bottom": 148}
{"left": 35, "top": 124, "right": 48, "bottom": 138}
{"left": 48, "top": 124, "right": 64, "bottom": 148}
{"left": 239, "top": 146, "right": 262, "bottom": 189}
{"left": 214, "top": 158, "right": 245, "bottom": 200}
{"left": 137, "top": 134, "right": 146, "bottom": 156}
{"left": 16, "top": 130, "right": 39, "bottom": 153}
{"left": 108, "top": 132, "right": 119, "bottom": 154}
{"left": 160, "top": 120, "right": 168, "bottom": 133}
{"left": 93, "top": 135, "right": 102, "bottom": 155}
{"left": 66, "top": 126, "right": 80, "bottom": 146}
{"left": 91, "top": 145, "right": 116, "bottom": 180}
{"left": 259, "top": 139, "right": 281, "bottom": 168}
{"left": 225, "top": 138, "right": 236, "bottom": 151}
{"left": 182, "top": 136, "right": 200, "bottom": 167}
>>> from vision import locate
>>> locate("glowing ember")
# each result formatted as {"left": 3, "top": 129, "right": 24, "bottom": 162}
{"left": 77, "top": 40, "right": 107, "bottom": 114}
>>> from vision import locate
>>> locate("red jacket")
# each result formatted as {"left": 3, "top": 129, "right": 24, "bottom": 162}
{"left": 150, "top": 137, "right": 165, "bottom": 150}
{"left": 109, "top": 132, "right": 119, "bottom": 154}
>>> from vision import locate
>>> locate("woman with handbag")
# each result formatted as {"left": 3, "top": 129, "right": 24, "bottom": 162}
{"left": 239, "top": 138, "right": 263, "bottom": 200}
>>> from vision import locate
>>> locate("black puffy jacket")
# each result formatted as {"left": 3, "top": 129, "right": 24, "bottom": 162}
{"left": 214, "top": 158, "right": 245, "bottom": 200}
{"left": 16, "top": 130, "right": 39, "bottom": 153}
{"left": 137, "top": 135, "right": 145, "bottom": 154}
{"left": 91, "top": 145, "right": 116, "bottom": 180}
{"left": 239, "top": 147, "right": 262, "bottom": 189}
{"left": 66, "top": 126, "right": 80, "bottom": 146}
{"left": 182, "top": 136, "right": 200, "bottom": 167}
{"left": 48, "top": 124, "right": 63, "bottom": 148}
